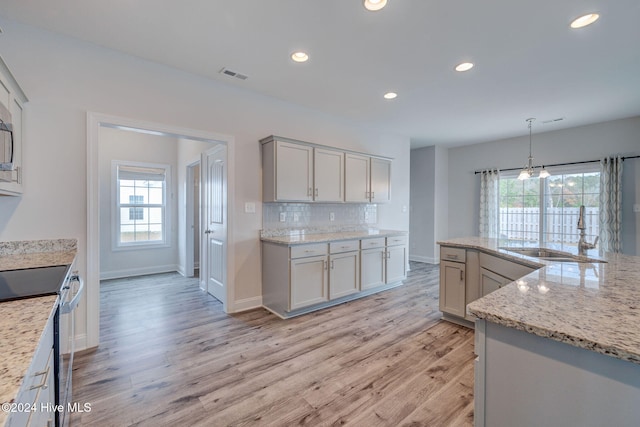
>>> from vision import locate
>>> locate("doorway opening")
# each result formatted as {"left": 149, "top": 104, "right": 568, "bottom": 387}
{"left": 87, "top": 113, "right": 235, "bottom": 349}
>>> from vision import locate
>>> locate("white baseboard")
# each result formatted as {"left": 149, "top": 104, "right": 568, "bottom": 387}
{"left": 74, "top": 333, "right": 90, "bottom": 352}
{"left": 100, "top": 264, "right": 179, "bottom": 280}
{"left": 230, "top": 296, "right": 263, "bottom": 313}
{"left": 409, "top": 255, "right": 439, "bottom": 264}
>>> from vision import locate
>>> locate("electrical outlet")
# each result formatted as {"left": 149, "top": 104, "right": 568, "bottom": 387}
{"left": 330, "top": 212, "right": 335, "bottom": 221}
{"left": 402, "top": 205, "right": 407, "bottom": 213}
{"left": 293, "top": 213, "right": 299, "bottom": 222}
{"left": 279, "top": 212, "right": 286, "bottom": 222}
{"left": 634, "top": 204, "right": 640, "bottom": 213}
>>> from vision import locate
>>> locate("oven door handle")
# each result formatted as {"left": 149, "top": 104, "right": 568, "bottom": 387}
{"left": 61, "top": 274, "right": 84, "bottom": 314}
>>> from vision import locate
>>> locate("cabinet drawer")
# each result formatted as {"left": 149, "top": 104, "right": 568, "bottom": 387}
{"left": 479, "top": 252, "right": 535, "bottom": 281}
{"left": 386, "top": 235, "right": 407, "bottom": 247}
{"left": 441, "top": 246, "right": 466, "bottom": 262}
{"left": 330, "top": 240, "right": 359, "bottom": 254}
{"left": 361, "top": 237, "right": 386, "bottom": 249}
{"left": 291, "top": 243, "right": 328, "bottom": 259}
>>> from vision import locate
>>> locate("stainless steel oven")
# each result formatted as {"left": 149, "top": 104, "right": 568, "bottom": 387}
{"left": 57, "top": 270, "right": 83, "bottom": 427}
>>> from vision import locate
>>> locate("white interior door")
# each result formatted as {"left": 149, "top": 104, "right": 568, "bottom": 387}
{"left": 202, "top": 145, "right": 227, "bottom": 304}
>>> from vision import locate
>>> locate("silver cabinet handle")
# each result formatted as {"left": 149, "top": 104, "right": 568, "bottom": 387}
{"left": 30, "top": 367, "right": 50, "bottom": 390}
{"left": 331, "top": 260, "right": 334, "bottom": 269}
{"left": 308, "top": 188, "right": 312, "bottom": 197}
{"left": 460, "top": 270, "right": 464, "bottom": 281}
{"left": 323, "top": 260, "right": 328, "bottom": 270}
{"left": 371, "top": 191, "right": 375, "bottom": 199}
{"left": 315, "top": 188, "right": 319, "bottom": 197}
{"left": 449, "top": 254, "right": 458, "bottom": 259}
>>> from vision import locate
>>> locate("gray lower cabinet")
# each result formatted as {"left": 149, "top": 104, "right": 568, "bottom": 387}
{"left": 360, "top": 238, "right": 386, "bottom": 290}
{"left": 439, "top": 245, "right": 537, "bottom": 323}
{"left": 290, "top": 254, "right": 329, "bottom": 310}
{"left": 439, "top": 260, "right": 466, "bottom": 318}
{"left": 7, "top": 311, "right": 55, "bottom": 427}
{"left": 385, "top": 241, "right": 407, "bottom": 283}
{"left": 480, "top": 267, "right": 510, "bottom": 297}
{"left": 329, "top": 250, "right": 360, "bottom": 299}
{"left": 262, "top": 234, "right": 408, "bottom": 318}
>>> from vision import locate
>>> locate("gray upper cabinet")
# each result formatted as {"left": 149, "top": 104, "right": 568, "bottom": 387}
{"left": 262, "top": 139, "right": 314, "bottom": 202}
{"left": 345, "top": 154, "right": 391, "bottom": 204}
{"left": 345, "top": 153, "right": 370, "bottom": 203}
{"left": 314, "top": 147, "right": 344, "bottom": 202}
{"left": 370, "top": 157, "right": 391, "bottom": 203}
{"left": 261, "top": 135, "right": 391, "bottom": 204}
{"left": 0, "top": 56, "right": 27, "bottom": 196}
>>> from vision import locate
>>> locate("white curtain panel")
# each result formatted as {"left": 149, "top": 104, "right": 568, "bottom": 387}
{"left": 479, "top": 169, "right": 500, "bottom": 238}
{"left": 599, "top": 156, "right": 623, "bottom": 253}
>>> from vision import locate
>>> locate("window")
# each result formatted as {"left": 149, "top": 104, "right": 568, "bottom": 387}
{"left": 499, "top": 166, "right": 600, "bottom": 249}
{"left": 128, "top": 195, "right": 144, "bottom": 221}
{"left": 114, "top": 162, "right": 170, "bottom": 248}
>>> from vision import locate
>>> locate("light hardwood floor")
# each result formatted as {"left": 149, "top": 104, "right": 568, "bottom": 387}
{"left": 71, "top": 262, "right": 475, "bottom": 426}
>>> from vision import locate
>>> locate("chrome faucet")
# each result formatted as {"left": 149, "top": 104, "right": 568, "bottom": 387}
{"left": 577, "top": 205, "right": 599, "bottom": 255}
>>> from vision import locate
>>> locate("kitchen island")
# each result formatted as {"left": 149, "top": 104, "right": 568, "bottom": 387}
{"left": 0, "top": 239, "right": 77, "bottom": 427}
{"left": 439, "top": 237, "right": 640, "bottom": 427}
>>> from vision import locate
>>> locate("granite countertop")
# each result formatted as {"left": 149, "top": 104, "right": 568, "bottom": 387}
{"left": 0, "top": 239, "right": 77, "bottom": 425}
{"left": 438, "top": 237, "right": 640, "bottom": 365}
{"left": 261, "top": 229, "right": 408, "bottom": 245}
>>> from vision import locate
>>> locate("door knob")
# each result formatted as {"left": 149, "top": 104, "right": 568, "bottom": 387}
{"left": 204, "top": 230, "right": 214, "bottom": 234}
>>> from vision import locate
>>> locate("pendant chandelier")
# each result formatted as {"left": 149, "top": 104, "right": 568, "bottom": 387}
{"left": 518, "top": 118, "right": 550, "bottom": 180}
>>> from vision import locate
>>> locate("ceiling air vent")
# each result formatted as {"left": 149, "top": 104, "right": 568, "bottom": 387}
{"left": 542, "top": 117, "right": 565, "bottom": 124}
{"left": 219, "top": 67, "right": 248, "bottom": 80}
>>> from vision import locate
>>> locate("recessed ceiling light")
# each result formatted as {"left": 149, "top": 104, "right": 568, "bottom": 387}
{"left": 364, "top": 0, "right": 387, "bottom": 12}
{"left": 455, "top": 62, "right": 474, "bottom": 72}
{"left": 291, "top": 51, "right": 309, "bottom": 63}
{"left": 570, "top": 13, "right": 600, "bottom": 29}
{"left": 383, "top": 92, "right": 397, "bottom": 100}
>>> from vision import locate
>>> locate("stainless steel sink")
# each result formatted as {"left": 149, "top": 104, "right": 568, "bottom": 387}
{"left": 499, "top": 247, "right": 605, "bottom": 263}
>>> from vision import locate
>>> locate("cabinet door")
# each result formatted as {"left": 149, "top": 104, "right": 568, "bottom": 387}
{"left": 480, "top": 267, "right": 510, "bottom": 297}
{"left": 370, "top": 158, "right": 391, "bottom": 203}
{"left": 385, "top": 245, "right": 407, "bottom": 283}
{"left": 439, "top": 260, "right": 466, "bottom": 317}
{"left": 314, "top": 148, "right": 344, "bottom": 202}
{"left": 361, "top": 247, "right": 386, "bottom": 290}
{"left": 329, "top": 251, "right": 360, "bottom": 299}
{"left": 275, "top": 141, "right": 313, "bottom": 201}
{"left": 290, "top": 255, "right": 329, "bottom": 310}
{"left": 345, "top": 153, "right": 370, "bottom": 202}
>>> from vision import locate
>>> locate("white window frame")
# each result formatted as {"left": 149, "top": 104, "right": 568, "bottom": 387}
{"left": 499, "top": 163, "right": 601, "bottom": 247}
{"left": 112, "top": 160, "right": 171, "bottom": 251}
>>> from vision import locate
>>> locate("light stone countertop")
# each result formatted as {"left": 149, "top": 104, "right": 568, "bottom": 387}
{"left": 261, "top": 229, "right": 408, "bottom": 245}
{"left": 0, "top": 239, "right": 77, "bottom": 425}
{"left": 438, "top": 237, "right": 640, "bottom": 365}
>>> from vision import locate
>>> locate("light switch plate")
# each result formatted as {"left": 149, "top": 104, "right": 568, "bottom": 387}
{"left": 279, "top": 212, "right": 286, "bottom": 222}
{"left": 330, "top": 212, "right": 335, "bottom": 221}
{"left": 634, "top": 204, "right": 640, "bottom": 213}
{"left": 244, "top": 202, "right": 256, "bottom": 214}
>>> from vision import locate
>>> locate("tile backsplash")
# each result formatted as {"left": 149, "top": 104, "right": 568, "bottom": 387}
{"left": 262, "top": 203, "right": 377, "bottom": 233}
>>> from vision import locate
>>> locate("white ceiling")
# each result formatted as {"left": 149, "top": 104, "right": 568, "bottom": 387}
{"left": 1, "top": 0, "right": 639, "bottom": 148}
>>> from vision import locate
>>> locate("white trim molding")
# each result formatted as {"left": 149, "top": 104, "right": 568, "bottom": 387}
{"left": 87, "top": 112, "right": 236, "bottom": 349}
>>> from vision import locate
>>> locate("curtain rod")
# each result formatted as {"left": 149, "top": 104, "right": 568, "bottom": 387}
{"left": 474, "top": 155, "right": 640, "bottom": 175}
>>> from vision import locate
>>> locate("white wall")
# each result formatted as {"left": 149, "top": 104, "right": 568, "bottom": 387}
{"left": 409, "top": 146, "right": 435, "bottom": 262}
{"left": 0, "top": 18, "right": 411, "bottom": 345}
{"left": 409, "top": 145, "right": 448, "bottom": 263}
{"left": 98, "top": 127, "right": 179, "bottom": 279}
{"left": 446, "top": 116, "right": 640, "bottom": 254}
{"left": 176, "top": 138, "right": 211, "bottom": 275}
